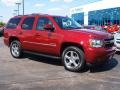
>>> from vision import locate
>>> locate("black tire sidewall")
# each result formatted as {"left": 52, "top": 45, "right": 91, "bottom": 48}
{"left": 10, "top": 40, "right": 23, "bottom": 58}
{"left": 62, "top": 46, "right": 85, "bottom": 72}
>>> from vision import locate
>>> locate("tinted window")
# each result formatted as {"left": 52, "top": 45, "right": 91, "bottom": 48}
{"left": 36, "top": 17, "right": 53, "bottom": 30}
{"left": 6, "top": 18, "right": 21, "bottom": 29}
{"left": 22, "top": 17, "right": 35, "bottom": 30}
{"left": 71, "top": 12, "right": 84, "bottom": 25}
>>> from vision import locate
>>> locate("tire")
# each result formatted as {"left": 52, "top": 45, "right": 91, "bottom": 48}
{"left": 10, "top": 40, "right": 23, "bottom": 58}
{"left": 62, "top": 46, "right": 85, "bottom": 72}
{"left": 0, "top": 32, "right": 2, "bottom": 37}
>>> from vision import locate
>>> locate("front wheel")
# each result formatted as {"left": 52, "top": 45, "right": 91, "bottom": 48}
{"left": 10, "top": 40, "right": 23, "bottom": 58}
{"left": 62, "top": 46, "right": 85, "bottom": 72}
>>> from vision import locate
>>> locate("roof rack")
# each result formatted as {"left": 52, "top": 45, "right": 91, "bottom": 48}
{"left": 23, "top": 13, "right": 49, "bottom": 16}
{"left": 30, "top": 13, "right": 49, "bottom": 16}
{"left": 14, "top": 13, "right": 49, "bottom": 17}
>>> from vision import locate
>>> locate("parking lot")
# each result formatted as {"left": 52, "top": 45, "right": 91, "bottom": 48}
{"left": 0, "top": 37, "right": 120, "bottom": 90}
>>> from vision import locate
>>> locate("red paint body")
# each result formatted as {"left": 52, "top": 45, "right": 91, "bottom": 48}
{"left": 4, "top": 14, "right": 115, "bottom": 64}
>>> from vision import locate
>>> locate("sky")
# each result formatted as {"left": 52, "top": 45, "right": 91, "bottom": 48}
{"left": 0, "top": 0, "right": 101, "bottom": 22}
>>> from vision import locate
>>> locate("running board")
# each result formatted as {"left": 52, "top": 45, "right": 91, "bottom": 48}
{"left": 24, "top": 51, "right": 60, "bottom": 59}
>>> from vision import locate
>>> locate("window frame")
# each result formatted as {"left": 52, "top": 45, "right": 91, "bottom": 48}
{"left": 6, "top": 17, "right": 21, "bottom": 29}
{"left": 36, "top": 17, "right": 54, "bottom": 31}
{"left": 21, "top": 17, "right": 35, "bottom": 30}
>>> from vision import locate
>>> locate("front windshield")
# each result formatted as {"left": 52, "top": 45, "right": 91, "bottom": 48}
{"left": 53, "top": 16, "right": 82, "bottom": 30}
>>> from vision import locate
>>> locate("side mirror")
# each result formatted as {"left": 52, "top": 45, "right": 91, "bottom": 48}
{"left": 44, "top": 24, "right": 54, "bottom": 32}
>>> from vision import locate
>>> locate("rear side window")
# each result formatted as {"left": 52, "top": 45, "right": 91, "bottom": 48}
{"left": 21, "top": 17, "right": 35, "bottom": 30}
{"left": 6, "top": 18, "right": 21, "bottom": 29}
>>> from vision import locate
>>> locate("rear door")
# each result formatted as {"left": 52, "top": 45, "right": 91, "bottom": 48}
{"left": 19, "top": 17, "right": 36, "bottom": 51}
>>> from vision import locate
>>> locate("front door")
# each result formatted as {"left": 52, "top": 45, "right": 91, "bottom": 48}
{"left": 33, "top": 17, "right": 59, "bottom": 56}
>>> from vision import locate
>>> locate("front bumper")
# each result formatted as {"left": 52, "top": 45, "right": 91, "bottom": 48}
{"left": 85, "top": 47, "right": 116, "bottom": 65}
{"left": 115, "top": 43, "right": 120, "bottom": 51}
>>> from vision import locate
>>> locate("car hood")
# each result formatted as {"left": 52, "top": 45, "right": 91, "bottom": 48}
{"left": 70, "top": 29, "right": 112, "bottom": 39}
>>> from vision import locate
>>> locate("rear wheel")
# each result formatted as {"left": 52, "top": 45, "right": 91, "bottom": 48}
{"left": 62, "top": 46, "right": 85, "bottom": 72}
{"left": 10, "top": 40, "right": 23, "bottom": 58}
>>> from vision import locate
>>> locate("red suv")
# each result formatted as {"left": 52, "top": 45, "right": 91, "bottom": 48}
{"left": 4, "top": 14, "right": 115, "bottom": 72}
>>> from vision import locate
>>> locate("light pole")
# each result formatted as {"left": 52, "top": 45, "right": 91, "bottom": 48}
{"left": 13, "top": 13, "right": 17, "bottom": 16}
{"left": 14, "top": 10, "right": 18, "bottom": 16}
{"left": 22, "top": 0, "right": 24, "bottom": 15}
{"left": 0, "top": 16, "right": 3, "bottom": 22}
{"left": 15, "top": 3, "right": 21, "bottom": 15}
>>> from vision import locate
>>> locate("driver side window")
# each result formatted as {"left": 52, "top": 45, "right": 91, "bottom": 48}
{"left": 36, "top": 17, "right": 53, "bottom": 31}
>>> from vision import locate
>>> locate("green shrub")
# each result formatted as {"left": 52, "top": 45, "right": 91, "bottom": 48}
{"left": 0, "top": 22, "right": 5, "bottom": 27}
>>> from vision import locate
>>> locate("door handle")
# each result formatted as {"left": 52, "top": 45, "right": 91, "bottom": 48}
{"left": 35, "top": 33, "right": 41, "bottom": 36}
{"left": 18, "top": 31, "right": 22, "bottom": 35}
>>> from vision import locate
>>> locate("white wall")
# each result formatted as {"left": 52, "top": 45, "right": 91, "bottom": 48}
{"left": 70, "top": 0, "right": 120, "bottom": 14}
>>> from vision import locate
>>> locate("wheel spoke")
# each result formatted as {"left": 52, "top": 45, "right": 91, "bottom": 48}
{"left": 16, "top": 51, "right": 19, "bottom": 56}
{"left": 14, "top": 51, "right": 17, "bottom": 56}
{"left": 70, "top": 51, "right": 74, "bottom": 57}
{"left": 65, "top": 55, "right": 71, "bottom": 60}
{"left": 72, "top": 60, "right": 79, "bottom": 67}
{"left": 74, "top": 56, "right": 79, "bottom": 60}
{"left": 66, "top": 61, "right": 72, "bottom": 67}
{"left": 15, "top": 47, "right": 19, "bottom": 51}
{"left": 12, "top": 46, "right": 14, "bottom": 50}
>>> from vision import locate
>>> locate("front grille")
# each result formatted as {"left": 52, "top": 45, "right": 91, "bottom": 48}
{"left": 116, "top": 38, "right": 120, "bottom": 44}
{"left": 116, "top": 41, "right": 120, "bottom": 44}
{"left": 104, "top": 38, "right": 114, "bottom": 48}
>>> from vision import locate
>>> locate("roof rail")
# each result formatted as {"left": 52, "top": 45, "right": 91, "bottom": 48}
{"left": 33, "top": 13, "right": 48, "bottom": 15}
{"left": 27, "top": 13, "right": 49, "bottom": 16}
{"left": 14, "top": 14, "right": 28, "bottom": 16}
{"left": 14, "top": 13, "right": 49, "bottom": 17}
{"left": 14, "top": 15, "right": 23, "bottom": 17}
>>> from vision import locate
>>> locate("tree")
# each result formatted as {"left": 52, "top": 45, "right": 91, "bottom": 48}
{"left": 0, "top": 22, "right": 5, "bottom": 27}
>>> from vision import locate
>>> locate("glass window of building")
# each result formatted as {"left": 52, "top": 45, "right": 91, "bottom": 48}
{"left": 88, "top": 7, "right": 120, "bottom": 26}
{"left": 71, "top": 12, "right": 84, "bottom": 25}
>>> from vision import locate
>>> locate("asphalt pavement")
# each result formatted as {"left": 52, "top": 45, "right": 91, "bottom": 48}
{"left": 0, "top": 37, "right": 120, "bottom": 90}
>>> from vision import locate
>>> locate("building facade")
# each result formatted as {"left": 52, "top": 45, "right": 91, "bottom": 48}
{"left": 70, "top": 0, "right": 120, "bottom": 26}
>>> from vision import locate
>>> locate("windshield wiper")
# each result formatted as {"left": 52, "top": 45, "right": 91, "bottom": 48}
{"left": 73, "top": 27, "right": 83, "bottom": 29}
{"left": 64, "top": 27, "right": 82, "bottom": 29}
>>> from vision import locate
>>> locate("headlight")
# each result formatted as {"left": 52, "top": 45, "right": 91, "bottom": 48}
{"left": 90, "top": 39, "right": 103, "bottom": 48}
